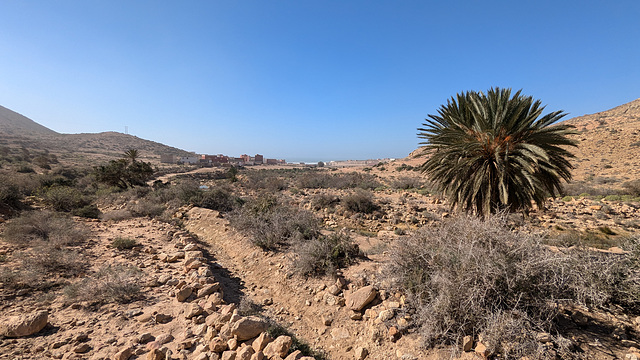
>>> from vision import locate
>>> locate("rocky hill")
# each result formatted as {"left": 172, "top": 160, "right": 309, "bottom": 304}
{"left": 564, "top": 98, "right": 640, "bottom": 183}
{"left": 0, "top": 105, "right": 193, "bottom": 164}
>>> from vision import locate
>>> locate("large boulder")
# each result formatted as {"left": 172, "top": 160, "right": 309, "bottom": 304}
{"left": 231, "top": 316, "right": 270, "bottom": 341}
{"left": 0, "top": 310, "right": 48, "bottom": 337}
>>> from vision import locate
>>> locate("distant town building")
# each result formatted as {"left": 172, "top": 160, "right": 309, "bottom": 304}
{"left": 254, "top": 154, "right": 264, "bottom": 164}
{"left": 160, "top": 154, "right": 176, "bottom": 164}
{"left": 179, "top": 156, "right": 200, "bottom": 164}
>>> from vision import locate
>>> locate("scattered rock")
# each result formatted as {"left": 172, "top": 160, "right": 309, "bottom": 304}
{"left": 462, "top": 335, "right": 473, "bottom": 352}
{"left": 0, "top": 310, "right": 48, "bottom": 337}
{"left": 346, "top": 285, "right": 377, "bottom": 311}
{"left": 263, "top": 335, "right": 292, "bottom": 359}
{"left": 113, "top": 346, "right": 134, "bottom": 360}
{"left": 355, "top": 346, "right": 369, "bottom": 360}
{"left": 176, "top": 286, "right": 193, "bottom": 302}
{"left": 231, "top": 316, "right": 270, "bottom": 341}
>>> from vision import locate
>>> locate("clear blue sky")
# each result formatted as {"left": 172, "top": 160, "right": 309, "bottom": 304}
{"left": 1, "top": 1, "right": 638, "bottom": 162}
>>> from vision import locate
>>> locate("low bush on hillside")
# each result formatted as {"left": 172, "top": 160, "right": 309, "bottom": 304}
{"left": 385, "top": 215, "right": 640, "bottom": 358}
{"left": 296, "top": 171, "right": 380, "bottom": 190}
{"left": 41, "top": 185, "right": 92, "bottom": 212}
{"left": 342, "top": 190, "right": 379, "bottom": 214}
{"left": 2, "top": 210, "right": 88, "bottom": 246}
{"left": 311, "top": 193, "right": 340, "bottom": 210}
{"left": 0, "top": 173, "right": 23, "bottom": 209}
{"left": 293, "top": 232, "right": 361, "bottom": 276}
{"left": 190, "top": 187, "right": 242, "bottom": 212}
{"left": 64, "top": 265, "right": 142, "bottom": 304}
{"left": 228, "top": 195, "right": 320, "bottom": 250}
{"left": 389, "top": 176, "right": 425, "bottom": 190}
{"left": 111, "top": 237, "right": 138, "bottom": 250}
{"left": 624, "top": 180, "right": 640, "bottom": 197}
{"left": 244, "top": 170, "right": 290, "bottom": 192}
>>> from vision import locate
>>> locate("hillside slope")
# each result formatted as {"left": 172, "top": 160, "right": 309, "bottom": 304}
{"left": 565, "top": 98, "right": 640, "bottom": 182}
{"left": 0, "top": 105, "right": 193, "bottom": 164}
{"left": 0, "top": 105, "right": 59, "bottom": 136}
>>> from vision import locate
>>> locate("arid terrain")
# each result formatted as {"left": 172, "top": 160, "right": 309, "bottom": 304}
{"left": 2, "top": 99, "right": 640, "bottom": 360}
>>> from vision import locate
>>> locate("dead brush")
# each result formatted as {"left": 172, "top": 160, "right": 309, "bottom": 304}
{"left": 384, "top": 215, "right": 640, "bottom": 358}
{"left": 64, "top": 265, "right": 142, "bottom": 305}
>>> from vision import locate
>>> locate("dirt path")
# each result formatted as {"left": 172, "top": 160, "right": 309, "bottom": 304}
{"left": 183, "top": 207, "right": 431, "bottom": 360}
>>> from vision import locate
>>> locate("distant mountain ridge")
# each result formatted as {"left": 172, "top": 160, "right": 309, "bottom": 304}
{"left": 0, "top": 105, "right": 193, "bottom": 164}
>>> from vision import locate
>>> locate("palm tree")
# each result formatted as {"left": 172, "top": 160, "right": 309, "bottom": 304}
{"left": 123, "top": 149, "right": 139, "bottom": 164}
{"left": 417, "top": 88, "right": 578, "bottom": 216}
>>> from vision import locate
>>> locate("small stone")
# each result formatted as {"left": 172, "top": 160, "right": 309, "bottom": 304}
{"left": 186, "top": 304, "right": 204, "bottom": 319}
{"left": 221, "top": 350, "right": 237, "bottom": 360}
{"left": 355, "top": 346, "right": 368, "bottom": 360}
{"left": 377, "top": 309, "right": 394, "bottom": 322}
{"left": 176, "top": 286, "right": 193, "bottom": 302}
{"left": 198, "top": 283, "right": 221, "bottom": 298}
{"left": 154, "top": 313, "right": 172, "bottom": 324}
{"left": 462, "top": 335, "right": 473, "bottom": 352}
{"left": 350, "top": 312, "right": 363, "bottom": 320}
{"left": 284, "top": 350, "right": 303, "bottom": 360}
{"left": 322, "top": 315, "right": 333, "bottom": 326}
{"left": 210, "top": 337, "right": 228, "bottom": 353}
{"left": 73, "top": 343, "right": 91, "bottom": 353}
{"left": 138, "top": 333, "right": 155, "bottom": 344}
{"left": 156, "top": 333, "right": 174, "bottom": 345}
{"left": 346, "top": 286, "right": 377, "bottom": 311}
{"left": 327, "top": 285, "right": 341, "bottom": 296}
{"left": 252, "top": 332, "right": 273, "bottom": 352}
{"left": 330, "top": 327, "right": 350, "bottom": 340}
{"left": 388, "top": 326, "right": 400, "bottom": 342}
{"left": 237, "top": 345, "right": 255, "bottom": 360}
{"left": 475, "top": 342, "right": 489, "bottom": 357}
{"left": 536, "top": 332, "right": 552, "bottom": 343}
{"left": 113, "top": 346, "right": 134, "bottom": 360}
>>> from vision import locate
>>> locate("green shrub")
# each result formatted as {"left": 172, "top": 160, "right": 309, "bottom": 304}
{"left": 111, "top": 237, "right": 138, "bottom": 250}
{"left": 72, "top": 204, "right": 101, "bottom": 219}
{"left": 293, "top": 232, "right": 360, "bottom": 276}
{"left": 604, "top": 194, "right": 621, "bottom": 202}
{"left": 342, "top": 190, "right": 378, "bottom": 214}
{"left": 41, "top": 185, "right": 91, "bottom": 212}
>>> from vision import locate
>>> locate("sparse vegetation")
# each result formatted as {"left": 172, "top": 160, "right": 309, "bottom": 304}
{"left": 342, "top": 189, "right": 379, "bottom": 214}
{"left": 385, "top": 215, "right": 640, "bottom": 358}
{"left": 228, "top": 195, "right": 320, "bottom": 250}
{"left": 111, "top": 236, "right": 138, "bottom": 250}
{"left": 293, "top": 232, "right": 361, "bottom": 276}
{"left": 64, "top": 265, "right": 142, "bottom": 304}
{"left": 2, "top": 210, "right": 88, "bottom": 246}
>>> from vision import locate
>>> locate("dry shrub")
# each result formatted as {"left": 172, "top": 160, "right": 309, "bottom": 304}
{"left": 17, "top": 244, "right": 85, "bottom": 278}
{"left": 64, "top": 265, "right": 142, "bottom": 304}
{"left": 623, "top": 180, "right": 640, "bottom": 196}
{"left": 2, "top": 210, "right": 88, "bottom": 246}
{"left": 311, "top": 193, "right": 340, "bottom": 210}
{"left": 296, "top": 171, "right": 380, "bottom": 190}
{"left": 342, "top": 190, "right": 378, "bottom": 214}
{"left": 101, "top": 209, "right": 133, "bottom": 222}
{"left": 111, "top": 237, "right": 137, "bottom": 250}
{"left": 128, "top": 198, "right": 165, "bottom": 217}
{"left": 190, "top": 187, "right": 241, "bottom": 212}
{"left": 390, "top": 176, "right": 425, "bottom": 190}
{"left": 228, "top": 195, "right": 320, "bottom": 250}
{"left": 385, "top": 215, "right": 640, "bottom": 358}
{"left": 293, "top": 232, "right": 361, "bottom": 276}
